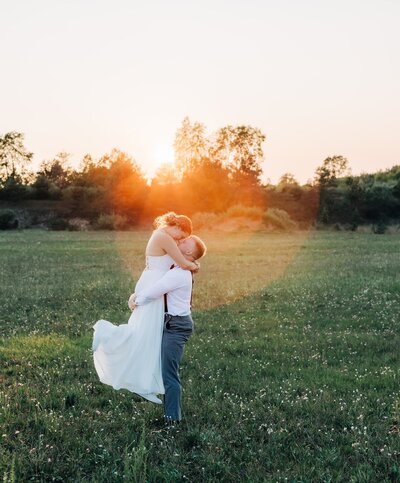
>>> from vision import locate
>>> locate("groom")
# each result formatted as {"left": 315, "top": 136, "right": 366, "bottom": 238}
{"left": 129, "top": 235, "right": 207, "bottom": 424}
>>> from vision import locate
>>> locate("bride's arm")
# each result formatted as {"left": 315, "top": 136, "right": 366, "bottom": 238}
{"left": 159, "top": 233, "right": 198, "bottom": 270}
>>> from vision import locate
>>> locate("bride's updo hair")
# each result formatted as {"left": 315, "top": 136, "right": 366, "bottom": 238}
{"left": 153, "top": 211, "right": 193, "bottom": 236}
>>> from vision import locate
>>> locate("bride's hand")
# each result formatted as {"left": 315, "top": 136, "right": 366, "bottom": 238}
{"left": 191, "top": 261, "right": 200, "bottom": 274}
{"left": 128, "top": 293, "right": 137, "bottom": 311}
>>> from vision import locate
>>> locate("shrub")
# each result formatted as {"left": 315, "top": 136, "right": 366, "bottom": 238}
{"left": 68, "top": 218, "right": 90, "bottom": 231}
{"left": 112, "top": 214, "right": 130, "bottom": 230}
{"left": 372, "top": 221, "right": 388, "bottom": 234}
{"left": 48, "top": 185, "right": 62, "bottom": 200}
{"left": 31, "top": 175, "right": 52, "bottom": 199}
{"left": 48, "top": 218, "right": 70, "bottom": 231}
{"left": 262, "top": 208, "right": 298, "bottom": 231}
{"left": 192, "top": 212, "right": 221, "bottom": 230}
{"left": 94, "top": 213, "right": 129, "bottom": 230}
{"left": 226, "top": 204, "right": 264, "bottom": 220}
{"left": 356, "top": 224, "right": 373, "bottom": 234}
{"left": 342, "top": 222, "right": 358, "bottom": 231}
{"left": 0, "top": 209, "right": 18, "bottom": 229}
{"left": 0, "top": 177, "right": 29, "bottom": 200}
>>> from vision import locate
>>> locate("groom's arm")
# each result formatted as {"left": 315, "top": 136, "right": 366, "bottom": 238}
{"left": 134, "top": 269, "right": 186, "bottom": 306}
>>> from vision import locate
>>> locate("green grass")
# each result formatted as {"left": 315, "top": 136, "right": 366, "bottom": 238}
{"left": 0, "top": 229, "right": 399, "bottom": 482}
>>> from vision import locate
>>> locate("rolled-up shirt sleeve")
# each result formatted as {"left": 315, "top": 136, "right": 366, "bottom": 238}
{"left": 135, "top": 269, "right": 184, "bottom": 306}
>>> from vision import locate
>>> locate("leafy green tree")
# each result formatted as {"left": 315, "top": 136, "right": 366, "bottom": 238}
{"left": 210, "top": 125, "right": 266, "bottom": 206}
{"left": 277, "top": 173, "right": 302, "bottom": 201}
{"left": 63, "top": 150, "right": 148, "bottom": 222}
{"left": 393, "top": 180, "right": 400, "bottom": 199}
{"left": 71, "top": 154, "right": 109, "bottom": 187}
{"left": 278, "top": 172, "right": 299, "bottom": 187}
{"left": 173, "top": 117, "right": 209, "bottom": 175}
{"left": 181, "top": 158, "right": 234, "bottom": 213}
{"left": 153, "top": 163, "right": 180, "bottom": 185}
{"left": 101, "top": 149, "right": 149, "bottom": 221}
{"left": 31, "top": 175, "right": 52, "bottom": 199}
{"left": 363, "top": 185, "right": 397, "bottom": 220}
{"left": 37, "top": 152, "right": 72, "bottom": 188}
{"left": 211, "top": 125, "right": 265, "bottom": 183}
{"left": 0, "top": 132, "right": 33, "bottom": 184}
{"left": 315, "top": 155, "right": 350, "bottom": 186}
{"left": 0, "top": 176, "right": 30, "bottom": 200}
{"left": 374, "top": 164, "right": 400, "bottom": 183}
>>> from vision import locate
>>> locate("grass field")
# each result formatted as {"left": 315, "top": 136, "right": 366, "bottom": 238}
{"left": 0, "top": 229, "right": 399, "bottom": 482}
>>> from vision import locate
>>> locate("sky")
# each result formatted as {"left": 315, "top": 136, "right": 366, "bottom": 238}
{"left": 1, "top": 0, "right": 399, "bottom": 184}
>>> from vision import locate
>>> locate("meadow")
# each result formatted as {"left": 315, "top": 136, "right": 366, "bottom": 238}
{"left": 0, "top": 229, "right": 399, "bottom": 482}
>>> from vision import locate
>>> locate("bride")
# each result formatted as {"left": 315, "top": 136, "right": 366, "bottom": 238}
{"left": 92, "top": 212, "right": 198, "bottom": 404}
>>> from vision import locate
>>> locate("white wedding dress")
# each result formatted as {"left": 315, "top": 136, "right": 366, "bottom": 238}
{"left": 92, "top": 254, "right": 174, "bottom": 404}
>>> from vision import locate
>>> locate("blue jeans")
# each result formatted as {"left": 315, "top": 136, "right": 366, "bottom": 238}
{"left": 161, "top": 314, "right": 193, "bottom": 421}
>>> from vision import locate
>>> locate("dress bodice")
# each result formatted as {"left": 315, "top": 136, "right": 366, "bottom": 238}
{"left": 145, "top": 254, "right": 174, "bottom": 271}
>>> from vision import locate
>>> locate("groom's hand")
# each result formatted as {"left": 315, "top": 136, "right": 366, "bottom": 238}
{"left": 128, "top": 293, "right": 137, "bottom": 311}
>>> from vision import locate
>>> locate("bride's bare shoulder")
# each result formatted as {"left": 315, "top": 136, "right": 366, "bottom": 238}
{"left": 153, "top": 228, "right": 166, "bottom": 236}
{"left": 149, "top": 229, "right": 169, "bottom": 241}
{"left": 146, "top": 229, "right": 171, "bottom": 255}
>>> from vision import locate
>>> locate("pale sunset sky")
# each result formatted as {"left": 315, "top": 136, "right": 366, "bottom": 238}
{"left": 1, "top": 0, "right": 399, "bottom": 183}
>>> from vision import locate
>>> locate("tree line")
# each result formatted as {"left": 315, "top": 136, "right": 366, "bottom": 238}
{"left": 0, "top": 119, "right": 399, "bottom": 231}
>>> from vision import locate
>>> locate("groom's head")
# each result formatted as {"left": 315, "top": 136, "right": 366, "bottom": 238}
{"left": 178, "top": 235, "right": 207, "bottom": 261}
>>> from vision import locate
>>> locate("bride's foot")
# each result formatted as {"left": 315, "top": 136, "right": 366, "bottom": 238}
{"left": 138, "top": 393, "right": 163, "bottom": 404}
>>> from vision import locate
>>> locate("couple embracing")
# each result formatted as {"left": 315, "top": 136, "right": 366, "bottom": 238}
{"left": 92, "top": 212, "right": 207, "bottom": 424}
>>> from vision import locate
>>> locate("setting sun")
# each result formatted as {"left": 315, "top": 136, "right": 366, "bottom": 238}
{"left": 153, "top": 143, "right": 175, "bottom": 168}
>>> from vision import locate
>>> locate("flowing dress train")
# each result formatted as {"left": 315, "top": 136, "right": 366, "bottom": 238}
{"left": 92, "top": 254, "right": 174, "bottom": 403}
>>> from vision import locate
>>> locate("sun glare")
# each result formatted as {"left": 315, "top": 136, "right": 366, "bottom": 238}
{"left": 153, "top": 144, "right": 175, "bottom": 168}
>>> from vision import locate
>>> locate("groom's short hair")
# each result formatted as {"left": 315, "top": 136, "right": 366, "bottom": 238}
{"left": 189, "top": 235, "right": 207, "bottom": 260}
